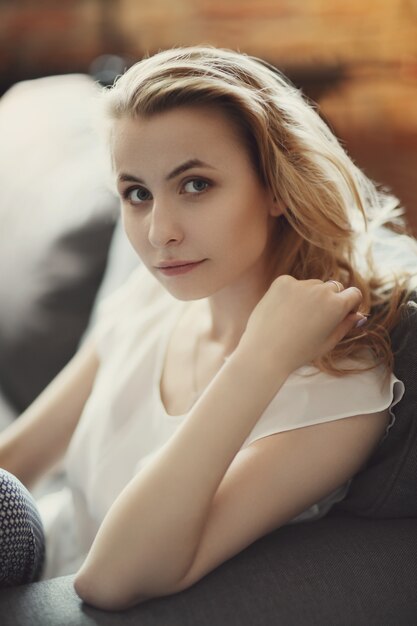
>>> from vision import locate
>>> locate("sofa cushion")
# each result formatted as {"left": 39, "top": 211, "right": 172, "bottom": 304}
{"left": 333, "top": 294, "right": 417, "bottom": 518}
{"left": 1, "top": 516, "right": 417, "bottom": 625}
{"left": 0, "top": 75, "right": 119, "bottom": 412}
{"left": 0, "top": 388, "right": 17, "bottom": 431}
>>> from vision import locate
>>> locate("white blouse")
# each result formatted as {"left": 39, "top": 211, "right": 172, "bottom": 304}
{"left": 38, "top": 266, "right": 404, "bottom": 579}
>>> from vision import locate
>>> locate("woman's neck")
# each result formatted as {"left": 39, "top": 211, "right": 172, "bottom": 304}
{"left": 200, "top": 277, "right": 270, "bottom": 355}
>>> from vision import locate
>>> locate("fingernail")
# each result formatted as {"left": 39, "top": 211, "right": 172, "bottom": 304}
{"left": 355, "top": 317, "right": 368, "bottom": 328}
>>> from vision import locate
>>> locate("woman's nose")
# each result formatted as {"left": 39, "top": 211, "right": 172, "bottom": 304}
{"left": 148, "top": 201, "right": 183, "bottom": 248}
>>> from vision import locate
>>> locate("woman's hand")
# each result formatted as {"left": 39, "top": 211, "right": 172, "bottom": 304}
{"left": 241, "top": 276, "right": 364, "bottom": 375}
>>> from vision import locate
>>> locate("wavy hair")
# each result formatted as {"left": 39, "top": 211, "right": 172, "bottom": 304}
{"left": 101, "top": 46, "right": 417, "bottom": 375}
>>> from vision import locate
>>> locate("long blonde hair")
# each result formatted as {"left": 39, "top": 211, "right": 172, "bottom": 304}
{"left": 102, "top": 46, "right": 417, "bottom": 375}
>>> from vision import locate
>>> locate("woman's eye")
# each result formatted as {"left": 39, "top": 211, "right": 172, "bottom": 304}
{"left": 183, "top": 179, "right": 209, "bottom": 194}
{"left": 125, "top": 187, "right": 152, "bottom": 203}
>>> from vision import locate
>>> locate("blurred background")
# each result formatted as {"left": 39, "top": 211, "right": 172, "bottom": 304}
{"left": 1, "top": 0, "right": 417, "bottom": 232}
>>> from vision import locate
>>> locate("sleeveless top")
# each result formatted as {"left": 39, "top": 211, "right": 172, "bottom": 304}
{"left": 38, "top": 266, "right": 404, "bottom": 579}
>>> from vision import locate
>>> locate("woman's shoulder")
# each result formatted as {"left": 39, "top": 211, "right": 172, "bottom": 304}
{"left": 291, "top": 358, "right": 404, "bottom": 418}
{"left": 241, "top": 358, "right": 404, "bottom": 449}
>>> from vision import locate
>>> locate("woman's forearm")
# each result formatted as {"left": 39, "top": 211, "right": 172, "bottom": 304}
{"left": 75, "top": 277, "right": 364, "bottom": 609}
{"left": 75, "top": 342, "right": 289, "bottom": 608}
{"left": 0, "top": 340, "right": 99, "bottom": 488}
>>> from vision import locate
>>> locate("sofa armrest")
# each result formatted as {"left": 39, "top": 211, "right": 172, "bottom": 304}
{"left": 1, "top": 515, "right": 416, "bottom": 626}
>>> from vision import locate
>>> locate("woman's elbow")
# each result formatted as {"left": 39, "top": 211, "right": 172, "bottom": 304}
{"left": 73, "top": 569, "right": 144, "bottom": 611}
{"left": 73, "top": 569, "right": 117, "bottom": 610}
{"left": 73, "top": 567, "right": 185, "bottom": 611}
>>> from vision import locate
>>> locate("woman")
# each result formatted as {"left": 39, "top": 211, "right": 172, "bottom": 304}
{"left": 0, "top": 46, "right": 414, "bottom": 607}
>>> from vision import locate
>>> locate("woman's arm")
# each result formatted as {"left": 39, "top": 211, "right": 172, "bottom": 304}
{"left": 0, "top": 338, "right": 99, "bottom": 489}
{"left": 74, "top": 277, "right": 370, "bottom": 609}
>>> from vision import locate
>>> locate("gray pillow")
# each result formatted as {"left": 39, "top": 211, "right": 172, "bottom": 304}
{"left": 333, "top": 295, "right": 417, "bottom": 518}
{"left": 0, "top": 75, "right": 119, "bottom": 412}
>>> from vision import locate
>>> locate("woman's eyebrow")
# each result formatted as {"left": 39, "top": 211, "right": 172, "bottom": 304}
{"left": 117, "top": 159, "right": 216, "bottom": 185}
{"left": 166, "top": 159, "right": 216, "bottom": 181}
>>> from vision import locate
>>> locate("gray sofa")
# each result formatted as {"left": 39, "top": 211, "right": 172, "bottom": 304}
{"left": 0, "top": 76, "right": 417, "bottom": 626}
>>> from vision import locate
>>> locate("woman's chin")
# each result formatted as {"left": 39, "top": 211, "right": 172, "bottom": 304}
{"left": 150, "top": 274, "right": 209, "bottom": 301}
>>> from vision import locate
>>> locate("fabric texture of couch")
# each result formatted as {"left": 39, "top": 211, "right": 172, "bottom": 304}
{"left": 0, "top": 74, "right": 416, "bottom": 625}
{"left": 1, "top": 514, "right": 417, "bottom": 626}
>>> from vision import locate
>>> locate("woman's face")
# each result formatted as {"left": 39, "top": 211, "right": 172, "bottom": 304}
{"left": 112, "top": 105, "right": 281, "bottom": 300}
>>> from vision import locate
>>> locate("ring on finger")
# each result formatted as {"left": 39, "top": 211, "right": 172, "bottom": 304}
{"left": 326, "top": 280, "right": 344, "bottom": 293}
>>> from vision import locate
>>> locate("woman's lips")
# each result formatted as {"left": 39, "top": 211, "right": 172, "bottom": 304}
{"left": 156, "top": 260, "right": 206, "bottom": 276}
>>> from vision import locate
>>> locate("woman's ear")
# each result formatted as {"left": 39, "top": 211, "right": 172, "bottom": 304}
{"left": 269, "top": 196, "right": 285, "bottom": 217}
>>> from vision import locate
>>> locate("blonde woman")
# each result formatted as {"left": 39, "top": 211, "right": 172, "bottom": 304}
{"left": 0, "top": 46, "right": 414, "bottom": 607}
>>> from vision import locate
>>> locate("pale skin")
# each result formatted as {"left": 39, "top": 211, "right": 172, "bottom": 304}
{"left": 0, "top": 105, "right": 390, "bottom": 611}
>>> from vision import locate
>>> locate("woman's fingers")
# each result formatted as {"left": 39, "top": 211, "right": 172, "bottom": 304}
{"left": 325, "top": 280, "right": 362, "bottom": 306}
{"left": 325, "top": 280, "right": 364, "bottom": 318}
{"left": 323, "top": 286, "right": 367, "bottom": 349}
{"left": 325, "top": 279, "right": 344, "bottom": 293}
{"left": 335, "top": 310, "right": 365, "bottom": 338}
{"left": 242, "top": 275, "right": 367, "bottom": 373}
{"left": 327, "top": 285, "right": 366, "bottom": 340}
{"left": 338, "top": 286, "right": 364, "bottom": 316}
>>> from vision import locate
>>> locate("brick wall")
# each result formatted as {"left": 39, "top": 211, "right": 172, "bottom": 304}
{"left": 1, "top": 0, "right": 416, "bottom": 229}
{"left": 116, "top": 0, "right": 417, "bottom": 65}
{"left": 2, "top": 1, "right": 416, "bottom": 80}
{"left": 0, "top": 1, "right": 104, "bottom": 79}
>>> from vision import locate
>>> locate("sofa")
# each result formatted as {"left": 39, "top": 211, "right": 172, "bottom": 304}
{"left": 0, "top": 75, "right": 416, "bottom": 626}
